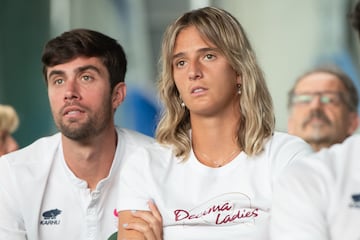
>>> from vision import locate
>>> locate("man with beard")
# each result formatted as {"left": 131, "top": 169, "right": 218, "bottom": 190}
{"left": 287, "top": 66, "right": 359, "bottom": 151}
{"left": 0, "top": 29, "right": 162, "bottom": 240}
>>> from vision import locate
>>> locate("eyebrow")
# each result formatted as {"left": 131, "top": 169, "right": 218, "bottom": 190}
{"left": 172, "top": 47, "right": 219, "bottom": 60}
{"left": 47, "top": 70, "right": 64, "bottom": 79}
{"left": 47, "top": 65, "right": 102, "bottom": 79}
{"left": 77, "top": 65, "right": 101, "bottom": 74}
{"left": 293, "top": 91, "right": 343, "bottom": 95}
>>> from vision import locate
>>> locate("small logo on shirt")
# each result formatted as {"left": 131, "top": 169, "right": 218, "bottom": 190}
{"left": 349, "top": 193, "right": 360, "bottom": 208}
{"left": 40, "top": 208, "right": 62, "bottom": 225}
{"left": 113, "top": 208, "right": 119, "bottom": 217}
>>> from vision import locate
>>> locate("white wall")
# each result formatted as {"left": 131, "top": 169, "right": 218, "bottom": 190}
{"left": 219, "top": 0, "right": 353, "bottom": 132}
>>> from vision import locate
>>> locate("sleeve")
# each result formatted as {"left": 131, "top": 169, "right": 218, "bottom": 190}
{"left": 117, "top": 148, "right": 153, "bottom": 211}
{"left": 0, "top": 157, "right": 27, "bottom": 240}
{"left": 270, "top": 158, "right": 331, "bottom": 240}
{"left": 269, "top": 133, "right": 314, "bottom": 183}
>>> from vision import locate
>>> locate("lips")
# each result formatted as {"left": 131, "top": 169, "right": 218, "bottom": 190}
{"left": 191, "top": 86, "right": 208, "bottom": 94}
{"left": 66, "top": 110, "right": 81, "bottom": 116}
{"left": 62, "top": 106, "right": 85, "bottom": 116}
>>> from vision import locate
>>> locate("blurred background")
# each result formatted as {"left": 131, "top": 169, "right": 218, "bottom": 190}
{"left": 0, "top": 0, "right": 359, "bottom": 148}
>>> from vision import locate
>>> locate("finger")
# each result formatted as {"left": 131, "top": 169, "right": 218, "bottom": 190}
{"left": 146, "top": 201, "right": 163, "bottom": 240}
{"left": 131, "top": 210, "right": 156, "bottom": 225}
{"left": 131, "top": 201, "right": 162, "bottom": 225}
{"left": 123, "top": 222, "right": 157, "bottom": 240}
{"left": 131, "top": 211, "right": 162, "bottom": 240}
{"left": 146, "top": 200, "right": 163, "bottom": 240}
{"left": 147, "top": 200, "right": 162, "bottom": 223}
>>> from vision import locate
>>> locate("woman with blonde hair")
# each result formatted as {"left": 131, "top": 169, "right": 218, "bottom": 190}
{"left": 117, "top": 6, "right": 312, "bottom": 240}
{"left": 0, "top": 104, "right": 19, "bottom": 156}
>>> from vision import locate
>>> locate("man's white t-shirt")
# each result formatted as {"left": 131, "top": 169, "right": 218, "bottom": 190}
{"left": 271, "top": 134, "right": 360, "bottom": 240}
{"left": 0, "top": 127, "right": 154, "bottom": 240}
{"left": 117, "top": 132, "right": 312, "bottom": 240}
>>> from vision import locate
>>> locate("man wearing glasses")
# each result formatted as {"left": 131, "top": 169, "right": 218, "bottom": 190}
{"left": 270, "top": 3, "right": 360, "bottom": 240}
{"left": 287, "top": 66, "right": 359, "bottom": 151}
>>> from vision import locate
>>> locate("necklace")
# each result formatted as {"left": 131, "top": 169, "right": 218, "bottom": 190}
{"left": 194, "top": 148, "right": 241, "bottom": 168}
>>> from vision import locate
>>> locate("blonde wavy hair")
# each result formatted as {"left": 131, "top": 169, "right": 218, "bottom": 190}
{"left": 0, "top": 104, "right": 19, "bottom": 133}
{"left": 156, "top": 6, "right": 275, "bottom": 160}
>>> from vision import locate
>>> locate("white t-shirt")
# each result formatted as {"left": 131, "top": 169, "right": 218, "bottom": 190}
{"left": 117, "top": 132, "right": 312, "bottom": 240}
{"left": 270, "top": 134, "right": 360, "bottom": 240}
{"left": 0, "top": 127, "right": 154, "bottom": 240}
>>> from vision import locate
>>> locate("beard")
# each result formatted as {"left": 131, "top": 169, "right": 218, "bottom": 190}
{"left": 306, "top": 125, "right": 329, "bottom": 142}
{"left": 58, "top": 116, "right": 108, "bottom": 140}
{"left": 302, "top": 109, "right": 333, "bottom": 145}
{"left": 54, "top": 100, "right": 113, "bottom": 141}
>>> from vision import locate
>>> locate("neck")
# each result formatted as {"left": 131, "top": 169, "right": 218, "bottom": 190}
{"left": 194, "top": 147, "right": 240, "bottom": 167}
{"left": 191, "top": 116, "right": 241, "bottom": 167}
{"left": 310, "top": 142, "right": 331, "bottom": 152}
{"left": 62, "top": 127, "right": 117, "bottom": 190}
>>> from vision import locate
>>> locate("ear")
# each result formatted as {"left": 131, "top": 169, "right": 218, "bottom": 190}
{"left": 347, "top": 112, "right": 360, "bottom": 135}
{"left": 112, "top": 82, "right": 126, "bottom": 109}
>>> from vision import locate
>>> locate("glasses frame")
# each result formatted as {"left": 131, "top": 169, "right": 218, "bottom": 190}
{"left": 290, "top": 91, "right": 346, "bottom": 106}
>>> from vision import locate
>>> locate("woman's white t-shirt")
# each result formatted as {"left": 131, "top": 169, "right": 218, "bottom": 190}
{"left": 117, "top": 132, "right": 312, "bottom": 240}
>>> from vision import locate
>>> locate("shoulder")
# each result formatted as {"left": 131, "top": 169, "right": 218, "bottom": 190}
{"left": 274, "top": 135, "right": 360, "bottom": 204}
{"left": 264, "top": 131, "right": 313, "bottom": 162}
{"left": 145, "top": 142, "right": 175, "bottom": 166}
{"left": 295, "top": 134, "right": 360, "bottom": 179}
{"left": 255, "top": 132, "right": 313, "bottom": 179}
{"left": 121, "top": 141, "right": 175, "bottom": 173}
{"left": 116, "top": 127, "right": 155, "bottom": 147}
{"left": 269, "top": 131, "right": 311, "bottom": 148}
{"left": 0, "top": 133, "right": 61, "bottom": 192}
{"left": 131, "top": 141, "right": 174, "bottom": 163}
{"left": 324, "top": 134, "right": 360, "bottom": 159}
{"left": 0, "top": 132, "right": 61, "bottom": 166}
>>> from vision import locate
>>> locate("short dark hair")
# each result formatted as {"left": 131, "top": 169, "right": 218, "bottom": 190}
{"left": 41, "top": 28, "right": 127, "bottom": 90}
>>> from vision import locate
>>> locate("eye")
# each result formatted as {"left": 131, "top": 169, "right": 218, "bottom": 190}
{"left": 175, "top": 60, "right": 186, "bottom": 68}
{"left": 54, "top": 78, "right": 64, "bottom": 85}
{"left": 292, "top": 94, "right": 313, "bottom": 104}
{"left": 81, "top": 75, "right": 93, "bottom": 81}
{"left": 320, "top": 93, "right": 341, "bottom": 104}
{"left": 204, "top": 53, "right": 215, "bottom": 60}
{"left": 320, "top": 96, "right": 332, "bottom": 104}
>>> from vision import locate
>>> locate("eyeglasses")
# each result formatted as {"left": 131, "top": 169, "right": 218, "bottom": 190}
{"left": 291, "top": 91, "right": 344, "bottom": 106}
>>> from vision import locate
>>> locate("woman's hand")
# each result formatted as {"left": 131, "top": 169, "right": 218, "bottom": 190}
{"left": 119, "top": 200, "right": 163, "bottom": 240}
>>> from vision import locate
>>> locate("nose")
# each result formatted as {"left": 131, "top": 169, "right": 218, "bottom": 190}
{"left": 308, "top": 95, "right": 322, "bottom": 109}
{"left": 64, "top": 80, "right": 80, "bottom": 101}
{"left": 188, "top": 60, "right": 203, "bottom": 80}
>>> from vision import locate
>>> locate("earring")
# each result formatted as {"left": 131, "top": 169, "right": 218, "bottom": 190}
{"left": 179, "top": 95, "right": 185, "bottom": 107}
{"left": 237, "top": 84, "right": 242, "bottom": 95}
